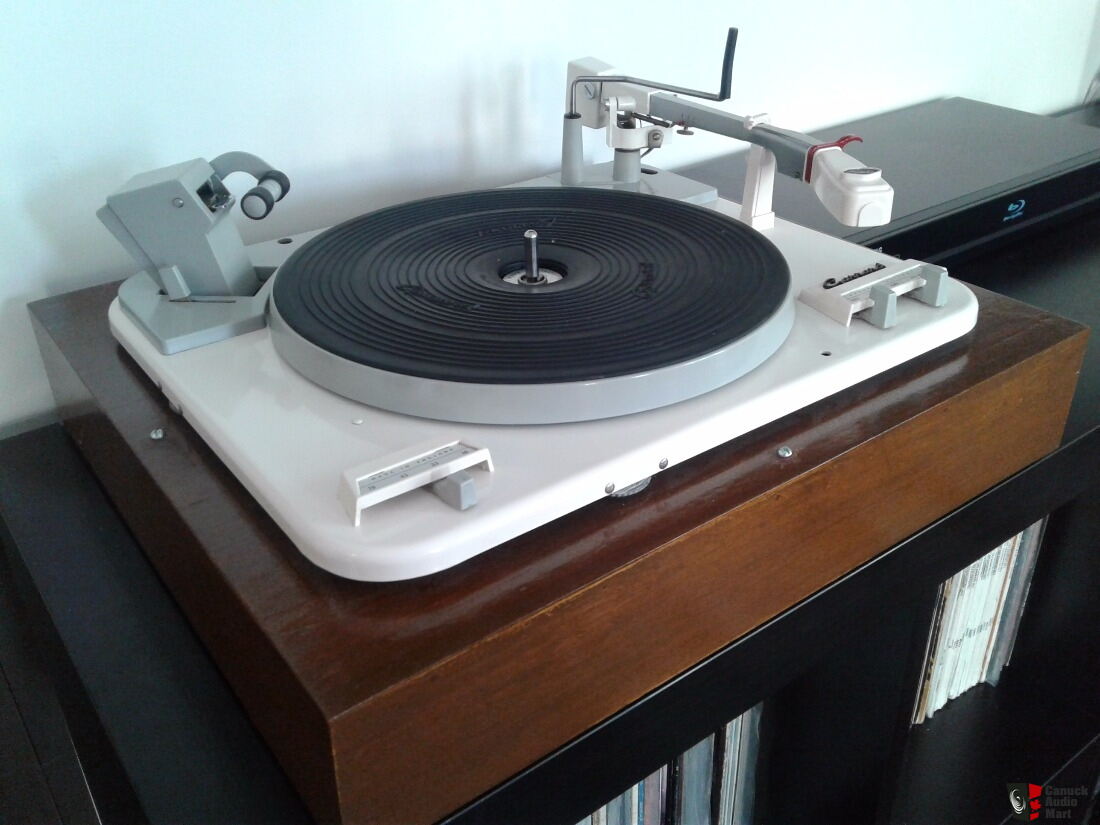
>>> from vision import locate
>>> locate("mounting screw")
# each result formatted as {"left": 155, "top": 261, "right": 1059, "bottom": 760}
{"left": 776, "top": 445, "right": 793, "bottom": 458}
{"left": 172, "top": 197, "right": 185, "bottom": 208}
{"left": 604, "top": 482, "right": 616, "bottom": 494}
{"left": 659, "top": 458, "right": 669, "bottom": 469}
{"left": 150, "top": 428, "right": 165, "bottom": 440}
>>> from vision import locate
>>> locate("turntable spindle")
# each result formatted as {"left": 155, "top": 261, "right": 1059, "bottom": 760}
{"left": 522, "top": 229, "right": 542, "bottom": 284}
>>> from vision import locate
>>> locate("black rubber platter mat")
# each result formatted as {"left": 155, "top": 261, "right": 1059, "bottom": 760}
{"left": 271, "top": 187, "right": 790, "bottom": 384}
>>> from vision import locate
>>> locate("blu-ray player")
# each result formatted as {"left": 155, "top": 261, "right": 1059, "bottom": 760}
{"left": 681, "top": 97, "right": 1100, "bottom": 264}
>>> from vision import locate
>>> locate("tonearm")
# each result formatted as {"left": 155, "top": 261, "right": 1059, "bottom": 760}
{"left": 559, "top": 28, "right": 894, "bottom": 230}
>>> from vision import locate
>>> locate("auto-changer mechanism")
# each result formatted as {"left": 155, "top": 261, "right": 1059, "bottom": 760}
{"left": 97, "top": 151, "right": 290, "bottom": 353}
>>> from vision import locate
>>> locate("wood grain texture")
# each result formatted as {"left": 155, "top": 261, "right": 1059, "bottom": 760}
{"left": 29, "top": 282, "right": 1087, "bottom": 825}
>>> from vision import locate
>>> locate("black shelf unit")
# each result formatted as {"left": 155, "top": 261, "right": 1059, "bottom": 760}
{"left": 879, "top": 208, "right": 1100, "bottom": 825}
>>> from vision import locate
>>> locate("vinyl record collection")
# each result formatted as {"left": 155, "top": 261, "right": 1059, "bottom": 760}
{"left": 576, "top": 706, "right": 761, "bottom": 825}
{"left": 913, "top": 519, "right": 1046, "bottom": 723}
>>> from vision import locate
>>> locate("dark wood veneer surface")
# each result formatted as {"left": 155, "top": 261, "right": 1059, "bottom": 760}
{"left": 28, "top": 282, "right": 1087, "bottom": 824}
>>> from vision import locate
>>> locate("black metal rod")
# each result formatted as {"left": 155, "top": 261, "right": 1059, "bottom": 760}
{"left": 523, "top": 230, "right": 539, "bottom": 282}
{"left": 567, "top": 27, "right": 737, "bottom": 115}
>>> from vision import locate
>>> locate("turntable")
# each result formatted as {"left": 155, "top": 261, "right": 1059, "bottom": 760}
{"left": 98, "top": 31, "right": 977, "bottom": 581}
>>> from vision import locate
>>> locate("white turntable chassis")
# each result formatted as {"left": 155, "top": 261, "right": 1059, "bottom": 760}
{"left": 109, "top": 198, "right": 978, "bottom": 581}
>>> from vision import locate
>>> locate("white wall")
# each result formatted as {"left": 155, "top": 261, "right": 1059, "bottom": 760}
{"left": 3, "top": 0, "right": 1098, "bottom": 434}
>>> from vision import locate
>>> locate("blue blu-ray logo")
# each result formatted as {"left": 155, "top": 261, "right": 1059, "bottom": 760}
{"left": 1003, "top": 199, "right": 1026, "bottom": 222}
